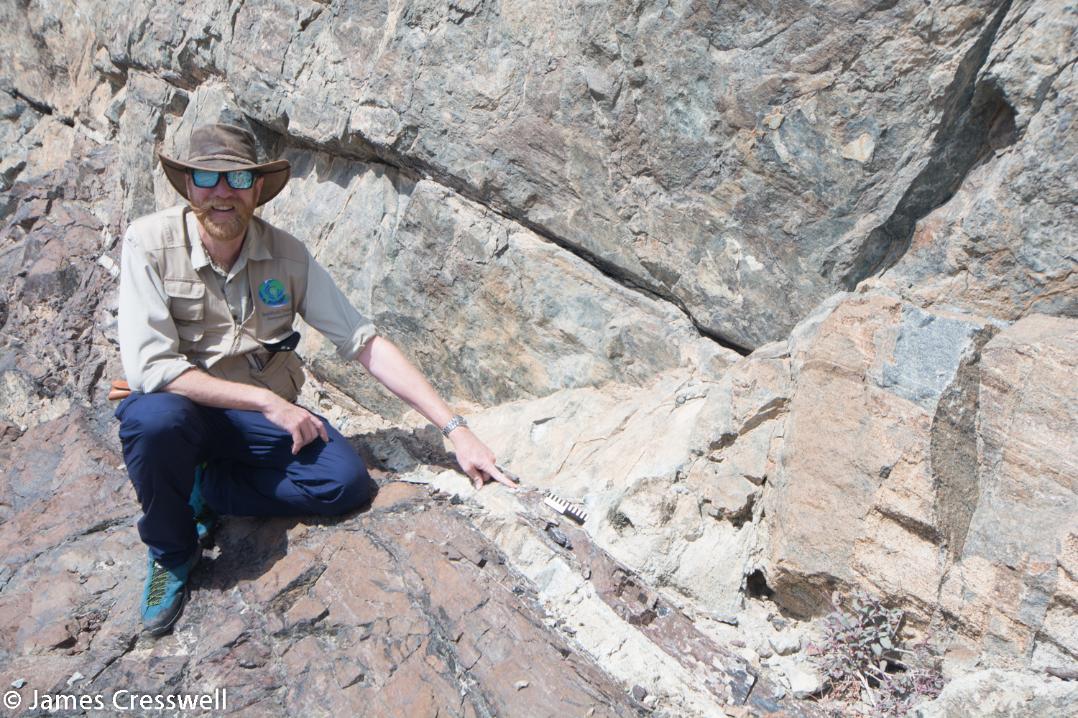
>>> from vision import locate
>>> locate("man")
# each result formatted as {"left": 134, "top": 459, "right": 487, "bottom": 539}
{"left": 116, "top": 123, "right": 513, "bottom": 637}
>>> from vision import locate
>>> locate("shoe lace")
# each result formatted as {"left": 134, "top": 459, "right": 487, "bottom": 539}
{"left": 146, "top": 562, "right": 170, "bottom": 608}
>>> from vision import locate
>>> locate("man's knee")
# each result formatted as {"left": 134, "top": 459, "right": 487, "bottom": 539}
{"left": 325, "top": 454, "right": 377, "bottom": 515}
{"left": 117, "top": 392, "right": 200, "bottom": 449}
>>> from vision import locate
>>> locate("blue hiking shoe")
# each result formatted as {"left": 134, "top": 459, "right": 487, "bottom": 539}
{"left": 189, "top": 463, "right": 218, "bottom": 547}
{"left": 141, "top": 551, "right": 199, "bottom": 637}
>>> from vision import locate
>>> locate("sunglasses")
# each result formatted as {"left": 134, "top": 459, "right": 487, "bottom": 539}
{"left": 190, "top": 169, "right": 258, "bottom": 190}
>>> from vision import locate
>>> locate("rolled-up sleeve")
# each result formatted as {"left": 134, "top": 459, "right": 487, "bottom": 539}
{"left": 299, "top": 256, "right": 377, "bottom": 360}
{"left": 118, "top": 229, "right": 195, "bottom": 392}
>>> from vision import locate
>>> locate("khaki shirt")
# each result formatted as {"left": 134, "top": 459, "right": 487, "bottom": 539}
{"left": 118, "top": 205, "right": 377, "bottom": 394}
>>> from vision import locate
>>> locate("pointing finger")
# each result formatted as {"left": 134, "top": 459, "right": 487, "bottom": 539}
{"left": 470, "top": 462, "right": 515, "bottom": 490}
{"left": 485, "top": 463, "right": 517, "bottom": 489}
{"left": 495, "top": 464, "right": 521, "bottom": 485}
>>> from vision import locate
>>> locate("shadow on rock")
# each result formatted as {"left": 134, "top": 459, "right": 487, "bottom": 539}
{"left": 195, "top": 494, "right": 379, "bottom": 594}
{"left": 349, "top": 424, "right": 458, "bottom": 475}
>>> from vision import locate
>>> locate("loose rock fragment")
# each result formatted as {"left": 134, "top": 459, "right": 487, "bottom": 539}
{"left": 769, "top": 632, "right": 801, "bottom": 656}
{"left": 787, "top": 663, "right": 822, "bottom": 699}
{"left": 545, "top": 525, "right": 573, "bottom": 550}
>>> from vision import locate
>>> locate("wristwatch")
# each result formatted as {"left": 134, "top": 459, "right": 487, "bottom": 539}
{"left": 440, "top": 414, "right": 468, "bottom": 437}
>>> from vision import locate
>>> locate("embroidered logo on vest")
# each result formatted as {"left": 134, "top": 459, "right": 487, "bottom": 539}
{"left": 258, "top": 278, "right": 289, "bottom": 307}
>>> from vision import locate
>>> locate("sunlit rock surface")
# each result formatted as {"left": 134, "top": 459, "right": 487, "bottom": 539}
{"left": 1, "top": 0, "right": 1074, "bottom": 715}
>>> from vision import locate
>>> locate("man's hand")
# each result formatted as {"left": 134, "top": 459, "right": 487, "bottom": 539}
{"left": 263, "top": 395, "right": 329, "bottom": 455}
{"left": 358, "top": 336, "right": 516, "bottom": 489}
{"left": 449, "top": 427, "right": 516, "bottom": 490}
{"left": 164, "top": 369, "right": 329, "bottom": 456}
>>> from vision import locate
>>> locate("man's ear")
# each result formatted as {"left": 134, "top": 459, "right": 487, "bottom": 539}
{"left": 254, "top": 175, "right": 265, "bottom": 203}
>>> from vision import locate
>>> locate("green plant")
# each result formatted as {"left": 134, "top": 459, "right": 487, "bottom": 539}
{"left": 806, "top": 591, "right": 944, "bottom": 717}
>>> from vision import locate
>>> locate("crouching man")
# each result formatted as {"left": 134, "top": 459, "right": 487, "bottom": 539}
{"left": 116, "top": 123, "right": 513, "bottom": 636}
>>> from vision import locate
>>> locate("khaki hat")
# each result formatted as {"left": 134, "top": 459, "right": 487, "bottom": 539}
{"left": 159, "top": 123, "right": 290, "bottom": 206}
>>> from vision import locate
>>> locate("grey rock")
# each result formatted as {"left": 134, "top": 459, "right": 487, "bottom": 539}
{"left": 881, "top": 1, "right": 1078, "bottom": 322}
{"left": 3, "top": 0, "right": 1025, "bottom": 349}
{"left": 545, "top": 525, "right": 572, "bottom": 550}
{"left": 227, "top": 0, "right": 1018, "bottom": 350}
{"left": 256, "top": 146, "right": 716, "bottom": 410}
{"left": 913, "top": 670, "right": 1078, "bottom": 718}
{"left": 769, "top": 632, "right": 802, "bottom": 657}
{"left": 876, "top": 306, "right": 986, "bottom": 410}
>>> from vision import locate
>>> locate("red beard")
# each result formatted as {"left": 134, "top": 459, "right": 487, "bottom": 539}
{"left": 190, "top": 197, "right": 256, "bottom": 242}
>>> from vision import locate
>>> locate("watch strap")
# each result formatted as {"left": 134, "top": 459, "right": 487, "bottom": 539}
{"left": 441, "top": 414, "right": 467, "bottom": 437}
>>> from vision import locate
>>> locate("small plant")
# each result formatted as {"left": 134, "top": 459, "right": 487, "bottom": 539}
{"left": 806, "top": 591, "right": 944, "bottom": 717}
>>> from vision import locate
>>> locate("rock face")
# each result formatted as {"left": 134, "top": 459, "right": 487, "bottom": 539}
{"left": 466, "top": 290, "right": 1078, "bottom": 676}
{"left": 0, "top": 0, "right": 1043, "bottom": 351}
{"left": 763, "top": 291, "right": 999, "bottom": 617}
{"left": 267, "top": 150, "right": 721, "bottom": 413}
{"left": 882, "top": 0, "right": 1078, "bottom": 321}
{"left": 939, "top": 315, "right": 1077, "bottom": 671}
{"left": 1, "top": 0, "right": 1076, "bottom": 715}
{"left": 0, "top": 149, "right": 122, "bottom": 419}
{"left": 763, "top": 296, "right": 1078, "bottom": 673}
{"left": 224, "top": 0, "right": 1017, "bottom": 350}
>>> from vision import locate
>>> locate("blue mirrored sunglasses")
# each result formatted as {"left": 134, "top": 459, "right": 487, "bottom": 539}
{"left": 190, "top": 169, "right": 257, "bottom": 190}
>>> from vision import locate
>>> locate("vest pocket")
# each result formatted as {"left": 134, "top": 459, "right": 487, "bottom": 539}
{"left": 176, "top": 323, "right": 205, "bottom": 343}
{"left": 164, "top": 278, "right": 205, "bottom": 323}
{"left": 255, "top": 350, "right": 305, "bottom": 402}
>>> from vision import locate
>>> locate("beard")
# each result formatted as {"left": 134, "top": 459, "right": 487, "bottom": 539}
{"left": 190, "top": 196, "right": 256, "bottom": 243}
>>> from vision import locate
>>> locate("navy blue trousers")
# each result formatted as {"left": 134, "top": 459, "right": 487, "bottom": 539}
{"left": 115, "top": 392, "right": 376, "bottom": 568}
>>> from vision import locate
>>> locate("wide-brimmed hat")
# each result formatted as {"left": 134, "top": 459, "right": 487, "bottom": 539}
{"left": 159, "top": 124, "right": 290, "bottom": 206}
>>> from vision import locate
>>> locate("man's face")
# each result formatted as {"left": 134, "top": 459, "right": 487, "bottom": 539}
{"left": 186, "top": 172, "right": 264, "bottom": 243}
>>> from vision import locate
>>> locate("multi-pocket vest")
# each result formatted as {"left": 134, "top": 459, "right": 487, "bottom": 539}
{"left": 131, "top": 205, "right": 308, "bottom": 402}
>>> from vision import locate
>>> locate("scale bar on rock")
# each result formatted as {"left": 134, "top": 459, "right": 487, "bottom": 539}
{"left": 543, "top": 491, "right": 589, "bottom": 525}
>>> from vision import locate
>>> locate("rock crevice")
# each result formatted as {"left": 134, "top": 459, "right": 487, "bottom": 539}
{"left": 839, "top": 0, "right": 1017, "bottom": 287}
